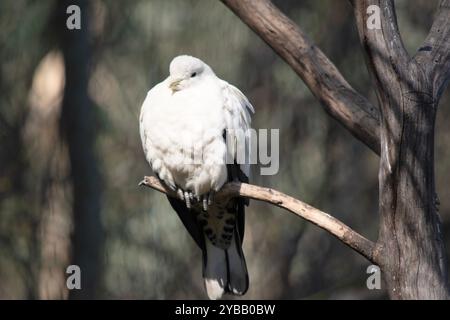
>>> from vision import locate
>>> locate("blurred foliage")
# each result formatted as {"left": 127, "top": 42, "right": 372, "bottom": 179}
{"left": 0, "top": 0, "right": 448, "bottom": 299}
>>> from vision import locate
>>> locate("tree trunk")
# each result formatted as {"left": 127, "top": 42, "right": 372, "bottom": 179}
{"left": 56, "top": 0, "right": 104, "bottom": 299}
{"left": 350, "top": 0, "right": 450, "bottom": 299}
{"left": 377, "top": 67, "right": 449, "bottom": 299}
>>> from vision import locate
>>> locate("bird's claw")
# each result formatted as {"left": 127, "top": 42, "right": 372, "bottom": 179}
{"left": 177, "top": 188, "right": 214, "bottom": 211}
{"left": 201, "top": 191, "right": 214, "bottom": 211}
{"left": 202, "top": 197, "right": 208, "bottom": 211}
{"left": 177, "top": 188, "right": 184, "bottom": 201}
{"left": 184, "top": 191, "right": 192, "bottom": 209}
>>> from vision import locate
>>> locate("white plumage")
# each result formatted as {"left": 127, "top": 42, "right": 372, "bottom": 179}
{"left": 139, "top": 55, "right": 253, "bottom": 299}
{"left": 140, "top": 55, "right": 253, "bottom": 196}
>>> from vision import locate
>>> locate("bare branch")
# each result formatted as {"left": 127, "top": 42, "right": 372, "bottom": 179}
{"left": 351, "top": 0, "right": 410, "bottom": 92}
{"left": 140, "top": 176, "right": 378, "bottom": 264}
{"left": 220, "top": 0, "right": 380, "bottom": 155}
{"left": 415, "top": 0, "right": 450, "bottom": 99}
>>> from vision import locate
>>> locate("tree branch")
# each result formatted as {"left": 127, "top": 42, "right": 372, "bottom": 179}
{"left": 220, "top": 0, "right": 380, "bottom": 155}
{"left": 351, "top": 0, "right": 410, "bottom": 94}
{"left": 352, "top": 0, "right": 409, "bottom": 63}
{"left": 415, "top": 0, "right": 450, "bottom": 100}
{"left": 139, "top": 176, "right": 378, "bottom": 264}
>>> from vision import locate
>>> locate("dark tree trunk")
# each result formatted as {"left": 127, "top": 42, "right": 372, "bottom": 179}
{"left": 56, "top": 0, "right": 104, "bottom": 299}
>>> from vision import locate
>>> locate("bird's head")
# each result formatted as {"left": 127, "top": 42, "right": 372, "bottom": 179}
{"left": 168, "top": 55, "right": 214, "bottom": 93}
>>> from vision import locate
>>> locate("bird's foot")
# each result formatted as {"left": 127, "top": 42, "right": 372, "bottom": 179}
{"left": 184, "top": 191, "right": 191, "bottom": 209}
{"left": 177, "top": 188, "right": 184, "bottom": 200}
{"left": 201, "top": 191, "right": 215, "bottom": 211}
{"left": 177, "top": 189, "right": 195, "bottom": 209}
{"left": 177, "top": 188, "right": 214, "bottom": 211}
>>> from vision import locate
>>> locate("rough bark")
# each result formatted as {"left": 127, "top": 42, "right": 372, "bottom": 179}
{"left": 351, "top": 0, "right": 449, "bottom": 300}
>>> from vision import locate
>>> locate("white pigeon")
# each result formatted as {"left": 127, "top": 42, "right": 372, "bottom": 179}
{"left": 139, "top": 55, "right": 254, "bottom": 299}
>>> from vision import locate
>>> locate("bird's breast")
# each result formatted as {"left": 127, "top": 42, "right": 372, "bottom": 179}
{"left": 141, "top": 87, "right": 228, "bottom": 195}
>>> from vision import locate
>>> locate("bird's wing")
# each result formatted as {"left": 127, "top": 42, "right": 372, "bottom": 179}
{"left": 220, "top": 80, "right": 254, "bottom": 180}
{"left": 200, "top": 80, "right": 253, "bottom": 297}
{"left": 220, "top": 80, "right": 254, "bottom": 242}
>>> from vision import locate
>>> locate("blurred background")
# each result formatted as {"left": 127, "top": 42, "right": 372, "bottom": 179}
{"left": 0, "top": 0, "right": 448, "bottom": 299}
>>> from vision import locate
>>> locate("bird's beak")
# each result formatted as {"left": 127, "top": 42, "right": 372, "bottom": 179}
{"left": 169, "top": 78, "right": 182, "bottom": 93}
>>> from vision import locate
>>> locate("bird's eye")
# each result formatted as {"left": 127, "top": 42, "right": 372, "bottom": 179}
{"left": 191, "top": 72, "right": 197, "bottom": 78}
